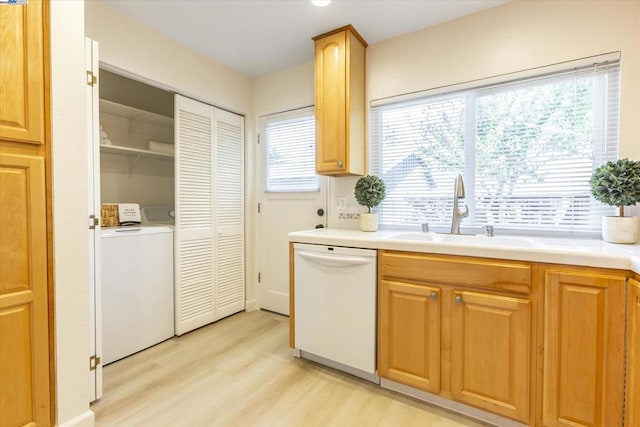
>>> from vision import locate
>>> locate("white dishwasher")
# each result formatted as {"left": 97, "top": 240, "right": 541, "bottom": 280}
{"left": 294, "top": 243, "right": 378, "bottom": 383}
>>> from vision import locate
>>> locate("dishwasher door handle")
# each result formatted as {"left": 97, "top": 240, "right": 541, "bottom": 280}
{"left": 297, "top": 250, "right": 372, "bottom": 268}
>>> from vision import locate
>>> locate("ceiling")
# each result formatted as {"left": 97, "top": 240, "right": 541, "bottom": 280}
{"left": 99, "top": 0, "right": 508, "bottom": 78}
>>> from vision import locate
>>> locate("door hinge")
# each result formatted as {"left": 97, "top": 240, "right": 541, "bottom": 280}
{"left": 89, "top": 355, "right": 101, "bottom": 371}
{"left": 258, "top": 272, "right": 261, "bottom": 283}
{"left": 258, "top": 202, "right": 261, "bottom": 214}
{"left": 257, "top": 133, "right": 261, "bottom": 144}
{"left": 89, "top": 215, "right": 100, "bottom": 230}
{"left": 86, "top": 70, "right": 97, "bottom": 86}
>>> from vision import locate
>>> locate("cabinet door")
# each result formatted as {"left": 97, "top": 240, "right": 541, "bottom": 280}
{"left": 0, "top": 153, "right": 50, "bottom": 426}
{"left": 314, "top": 30, "right": 347, "bottom": 174}
{"left": 543, "top": 269, "right": 625, "bottom": 427}
{"left": 0, "top": 0, "right": 45, "bottom": 144}
{"left": 378, "top": 280, "right": 441, "bottom": 393}
{"left": 451, "top": 290, "right": 531, "bottom": 423}
{"left": 627, "top": 278, "right": 640, "bottom": 427}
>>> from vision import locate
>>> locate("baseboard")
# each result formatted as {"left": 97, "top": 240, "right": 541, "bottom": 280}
{"left": 244, "top": 299, "right": 258, "bottom": 312}
{"left": 58, "top": 409, "right": 95, "bottom": 427}
{"left": 380, "top": 378, "right": 526, "bottom": 427}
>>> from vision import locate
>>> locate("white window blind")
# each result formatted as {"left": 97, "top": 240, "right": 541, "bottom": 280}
{"left": 263, "top": 108, "right": 319, "bottom": 192}
{"left": 370, "top": 59, "right": 620, "bottom": 233}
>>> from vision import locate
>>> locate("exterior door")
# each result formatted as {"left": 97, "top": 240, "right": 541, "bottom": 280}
{"left": 85, "top": 37, "right": 103, "bottom": 402}
{"left": 258, "top": 108, "right": 326, "bottom": 315}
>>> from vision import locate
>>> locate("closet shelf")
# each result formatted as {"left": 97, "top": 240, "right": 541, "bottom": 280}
{"left": 99, "top": 98, "right": 173, "bottom": 128}
{"left": 100, "top": 144, "right": 174, "bottom": 159}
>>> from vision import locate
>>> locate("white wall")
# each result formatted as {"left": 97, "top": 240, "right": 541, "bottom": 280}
{"left": 50, "top": 1, "right": 94, "bottom": 426}
{"left": 253, "top": 0, "right": 640, "bottom": 230}
{"left": 84, "top": 2, "right": 253, "bottom": 116}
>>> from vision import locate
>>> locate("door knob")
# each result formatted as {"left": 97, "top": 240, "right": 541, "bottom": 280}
{"left": 336, "top": 161, "right": 343, "bottom": 168}
{"left": 315, "top": 224, "right": 325, "bottom": 229}
{"left": 317, "top": 208, "right": 325, "bottom": 217}
{"left": 455, "top": 295, "right": 463, "bottom": 304}
{"left": 429, "top": 292, "right": 437, "bottom": 300}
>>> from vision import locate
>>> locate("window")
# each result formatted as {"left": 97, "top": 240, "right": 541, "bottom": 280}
{"left": 262, "top": 108, "right": 318, "bottom": 192}
{"left": 370, "top": 59, "right": 620, "bottom": 233}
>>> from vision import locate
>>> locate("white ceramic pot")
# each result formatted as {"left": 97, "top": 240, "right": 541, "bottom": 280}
{"left": 360, "top": 213, "right": 378, "bottom": 232}
{"left": 602, "top": 216, "right": 640, "bottom": 244}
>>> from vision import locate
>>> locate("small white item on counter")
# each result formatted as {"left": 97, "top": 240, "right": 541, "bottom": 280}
{"left": 101, "top": 138, "right": 112, "bottom": 146}
{"left": 117, "top": 203, "right": 141, "bottom": 225}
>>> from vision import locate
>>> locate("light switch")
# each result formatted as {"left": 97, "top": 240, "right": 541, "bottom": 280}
{"left": 337, "top": 197, "right": 346, "bottom": 210}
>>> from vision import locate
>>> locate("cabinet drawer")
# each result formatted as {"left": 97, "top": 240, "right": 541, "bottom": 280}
{"left": 380, "top": 251, "right": 531, "bottom": 294}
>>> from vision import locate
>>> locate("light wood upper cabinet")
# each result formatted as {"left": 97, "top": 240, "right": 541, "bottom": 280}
{"left": 542, "top": 268, "right": 625, "bottom": 427}
{"left": 451, "top": 290, "right": 531, "bottom": 423}
{"left": 313, "top": 25, "right": 366, "bottom": 176}
{"left": 378, "top": 279, "right": 441, "bottom": 393}
{"left": 0, "top": 0, "right": 46, "bottom": 144}
{"left": 627, "top": 277, "right": 640, "bottom": 427}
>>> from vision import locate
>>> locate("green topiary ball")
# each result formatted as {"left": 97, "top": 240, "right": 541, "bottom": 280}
{"left": 590, "top": 158, "right": 640, "bottom": 215}
{"left": 354, "top": 175, "right": 386, "bottom": 213}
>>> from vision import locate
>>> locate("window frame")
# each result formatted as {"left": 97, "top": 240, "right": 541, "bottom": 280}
{"left": 369, "top": 54, "right": 620, "bottom": 235}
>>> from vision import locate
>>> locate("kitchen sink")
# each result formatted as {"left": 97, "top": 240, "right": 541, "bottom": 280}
{"left": 385, "top": 232, "right": 537, "bottom": 248}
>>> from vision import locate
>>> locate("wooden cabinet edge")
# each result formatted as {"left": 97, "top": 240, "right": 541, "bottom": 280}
{"left": 289, "top": 242, "right": 295, "bottom": 348}
{"left": 626, "top": 277, "right": 640, "bottom": 427}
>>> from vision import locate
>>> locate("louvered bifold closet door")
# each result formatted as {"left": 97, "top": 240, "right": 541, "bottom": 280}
{"left": 175, "top": 95, "right": 215, "bottom": 335}
{"left": 213, "top": 109, "right": 245, "bottom": 318}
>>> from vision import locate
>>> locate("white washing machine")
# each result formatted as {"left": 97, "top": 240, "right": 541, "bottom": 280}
{"left": 101, "top": 225, "right": 174, "bottom": 365}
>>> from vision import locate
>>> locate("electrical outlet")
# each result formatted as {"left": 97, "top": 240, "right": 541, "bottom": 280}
{"left": 336, "top": 197, "right": 347, "bottom": 210}
{"left": 338, "top": 212, "right": 360, "bottom": 220}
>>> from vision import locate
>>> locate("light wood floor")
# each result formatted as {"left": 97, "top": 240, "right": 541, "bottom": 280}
{"left": 91, "top": 310, "right": 488, "bottom": 426}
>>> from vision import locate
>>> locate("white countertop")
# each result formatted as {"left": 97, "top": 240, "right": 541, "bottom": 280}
{"left": 288, "top": 228, "right": 640, "bottom": 274}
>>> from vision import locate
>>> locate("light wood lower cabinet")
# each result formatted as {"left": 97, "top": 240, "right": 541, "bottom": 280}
{"left": 378, "top": 252, "right": 631, "bottom": 426}
{"left": 378, "top": 280, "right": 440, "bottom": 393}
{"left": 626, "top": 277, "right": 640, "bottom": 427}
{"left": 0, "top": 152, "right": 50, "bottom": 426}
{"left": 542, "top": 268, "right": 626, "bottom": 427}
{"left": 451, "top": 290, "right": 531, "bottom": 422}
{"left": 378, "top": 251, "right": 534, "bottom": 424}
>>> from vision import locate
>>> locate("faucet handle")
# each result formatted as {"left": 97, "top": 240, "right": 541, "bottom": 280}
{"left": 461, "top": 204, "right": 469, "bottom": 218}
{"left": 483, "top": 225, "right": 494, "bottom": 237}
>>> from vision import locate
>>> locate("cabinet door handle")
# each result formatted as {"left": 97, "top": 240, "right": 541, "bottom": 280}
{"left": 455, "top": 295, "right": 463, "bottom": 304}
{"left": 429, "top": 292, "right": 437, "bottom": 300}
{"left": 336, "top": 161, "right": 343, "bottom": 168}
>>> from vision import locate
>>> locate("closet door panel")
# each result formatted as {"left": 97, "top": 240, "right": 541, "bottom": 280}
{"left": 214, "top": 109, "right": 245, "bottom": 319}
{"left": 174, "top": 95, "right": 215, "bottom": 335}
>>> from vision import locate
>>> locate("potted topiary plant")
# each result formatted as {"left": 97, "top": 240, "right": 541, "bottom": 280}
{"left": 354, "top": 175, "right": 386, "bottom": 231}
{"left": 590, "top": 158, "right": 640, "bottom": 243}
